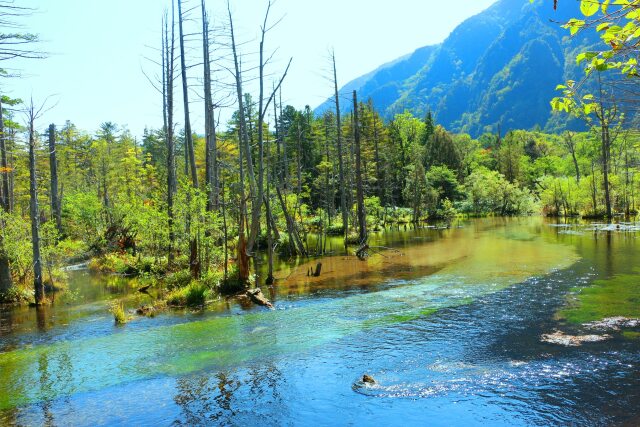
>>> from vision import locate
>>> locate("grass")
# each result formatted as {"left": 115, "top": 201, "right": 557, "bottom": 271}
{"left": 558, "top": 273, "right": 640, "bottom": 324}
{"left": 109, "top": 301, "right": 128, "bottom": 325}
{"left": 165, "top": 282, "right": 211, "bottom": 307}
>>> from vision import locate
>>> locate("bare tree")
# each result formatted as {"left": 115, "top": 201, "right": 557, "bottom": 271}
{"left": 26, "top": 98, "right": 48, "bottom": 305}
{"left": 177, "top": 0, "right": 201, "bottom": 278}
{"left": 353, "top": 90, "right": 367, "bottom": 245}
{"left": 0, "top": 96, "right": 10, "bottom": 294}
{"left": 331, "top": 51, "right": 348, "bottom": 247}
{"left": 48, "top": 123, "right": 62, "bottom": 234}
{"left": 163, "top": 3, "right": 178, "bottom": 266}
{"left": 0, "top": 2, "right": 44, "bottom": 65}
{"left": 201, "top": 0, "right": 218, "bottom": 212}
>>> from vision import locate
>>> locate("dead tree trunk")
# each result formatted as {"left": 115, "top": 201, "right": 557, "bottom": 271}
{"left": 178, "top": 0, "right": 200, "bottom": 278}
{"left": 48, "top": 124, "right": 62, "bottom": 235}
{"left": 353, "top": 91, "right": 367, "bottom": 244}
{"left": 228, "top": 2, "right": 254, "bottom": 283}
{"left": 0, "top": 97, "right": 12, "bottom": 296}
{"left": 0, "top": 99, "right": 9, "bottom": 212}
{"left": 332, "top": 52, "right": 348, "bottom": 247}
{"left": 276, "top": 186, "right": 307, "bottom": 256}
{"left": 28, "top": 102, "right": 44, "bottom": 304}
{"left": 201, "top": 0, "right": 218, "bottom": 211}
{"left": 178, "top": 0, "right": 198, "bottom": 188}
{"left": 163, "top": 4, "right": 177, "bottom": 266}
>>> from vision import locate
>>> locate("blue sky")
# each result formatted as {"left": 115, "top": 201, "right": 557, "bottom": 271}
{"left": 8, "top": 0, "right": 497, "bottom": 137}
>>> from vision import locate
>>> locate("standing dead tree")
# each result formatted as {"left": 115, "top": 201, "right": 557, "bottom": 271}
{"left": 26, "top": 98, "right": 51, "bottom": 305}
{"left": 331, "top": 51, "right": 348, "bottom": 248}
{"left": 48, "top": 124, "right": 62, "bottom": 235}
{"left": 227, "top": 0, "right": 292, "bottom": 283}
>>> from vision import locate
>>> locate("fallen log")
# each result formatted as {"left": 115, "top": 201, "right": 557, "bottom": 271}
{"left": 246, "top": 288, "right": 274, "bottom": 309}
{"left": 137, "top": 284, "right": 152, "bottom": 293}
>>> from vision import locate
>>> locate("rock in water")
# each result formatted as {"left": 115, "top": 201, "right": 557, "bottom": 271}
{"left": 246, "top": 288, "right": 274, "bottom": 309}
{"left": 584, "top": 317, "right": 640, "bottom": 331}
{"left": 362, "top": 374, "right": 376, "bottom": 384}
{"left": 541, "top": 330, "right": 611, "bottom": 347}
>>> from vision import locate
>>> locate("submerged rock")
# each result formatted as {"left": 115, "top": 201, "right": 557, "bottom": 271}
{"left": 583, "top": 317, "right": 640, "bottom": 331}
{"left": 541, "top": 331, "right": 611, "bottom": 347}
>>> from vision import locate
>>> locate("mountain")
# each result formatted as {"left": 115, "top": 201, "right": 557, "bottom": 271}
{"left": 315, "top": 0, "right": 600, "bottom": 136}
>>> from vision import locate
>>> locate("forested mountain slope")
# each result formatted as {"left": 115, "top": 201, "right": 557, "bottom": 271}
{"left": 316, "top": 0, "right": 600, "bottom": 136}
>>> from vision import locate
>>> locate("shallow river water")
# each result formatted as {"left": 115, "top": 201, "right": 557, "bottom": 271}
{"left": 1, "top": 217, "right": 639, "bottom": 426}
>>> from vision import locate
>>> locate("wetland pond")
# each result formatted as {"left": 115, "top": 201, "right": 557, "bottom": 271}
{"left": 1, "top": 217, "right": 640, "bottom": 426}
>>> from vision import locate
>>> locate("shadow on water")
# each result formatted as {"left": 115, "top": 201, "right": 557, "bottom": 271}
{"left": 2, "top": 217, "right": 640, "bottom": 425}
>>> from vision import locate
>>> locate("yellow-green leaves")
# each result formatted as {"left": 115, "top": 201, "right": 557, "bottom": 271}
{"left": 581, "top": 0, "right": 601, "bottom": 16}
{"left": 563, "top": 18, "right": 586, "bottom": 35}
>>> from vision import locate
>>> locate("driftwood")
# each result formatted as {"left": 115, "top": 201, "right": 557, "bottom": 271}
{"left": 246, "top": 288, "right": 274, "bottom": 309}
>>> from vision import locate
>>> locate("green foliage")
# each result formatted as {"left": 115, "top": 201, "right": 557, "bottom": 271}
{"left": 425, "top": 165, "right": 464, "bottom": 215}
{"left": 109, "top": 301, "right": 128, "bottom": 325}
{"left": 461, "top": 167, "right": 537, "bottom": 216}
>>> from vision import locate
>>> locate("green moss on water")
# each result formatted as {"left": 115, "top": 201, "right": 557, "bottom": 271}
{"left": 622, "top": 331, "right": 640, "bottom": 340}
{"left": 558, "top": 274, "right": 640, "bottom": 324}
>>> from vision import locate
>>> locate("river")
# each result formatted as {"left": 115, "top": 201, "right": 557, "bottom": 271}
{"left": 0, "top": 217, "right": 639, "bottom": 426}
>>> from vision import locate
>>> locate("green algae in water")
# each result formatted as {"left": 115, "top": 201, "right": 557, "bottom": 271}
{"left": 558, "top": 274, "right": 640, "bottom": 324}
{"left": 623, "top": 331, "right": 640, "bottom": 340}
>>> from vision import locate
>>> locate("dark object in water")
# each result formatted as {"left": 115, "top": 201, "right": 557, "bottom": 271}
{"left": 137, "top": 284, "right": 152, "bottom": 293}
{"left": 311, "top": 263, "right": 322, "bottom": 277}
{"left": 246, "top": 288, "right": 274, "bottom": 309}
{"left": 362, "top": 374, "right": 376, "bottom": 384}
{"left": 136, "top": 305, "right": 155, "bottom": 317}
{"left": 356, "top": 245, "right": 369, "bottom": 260}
